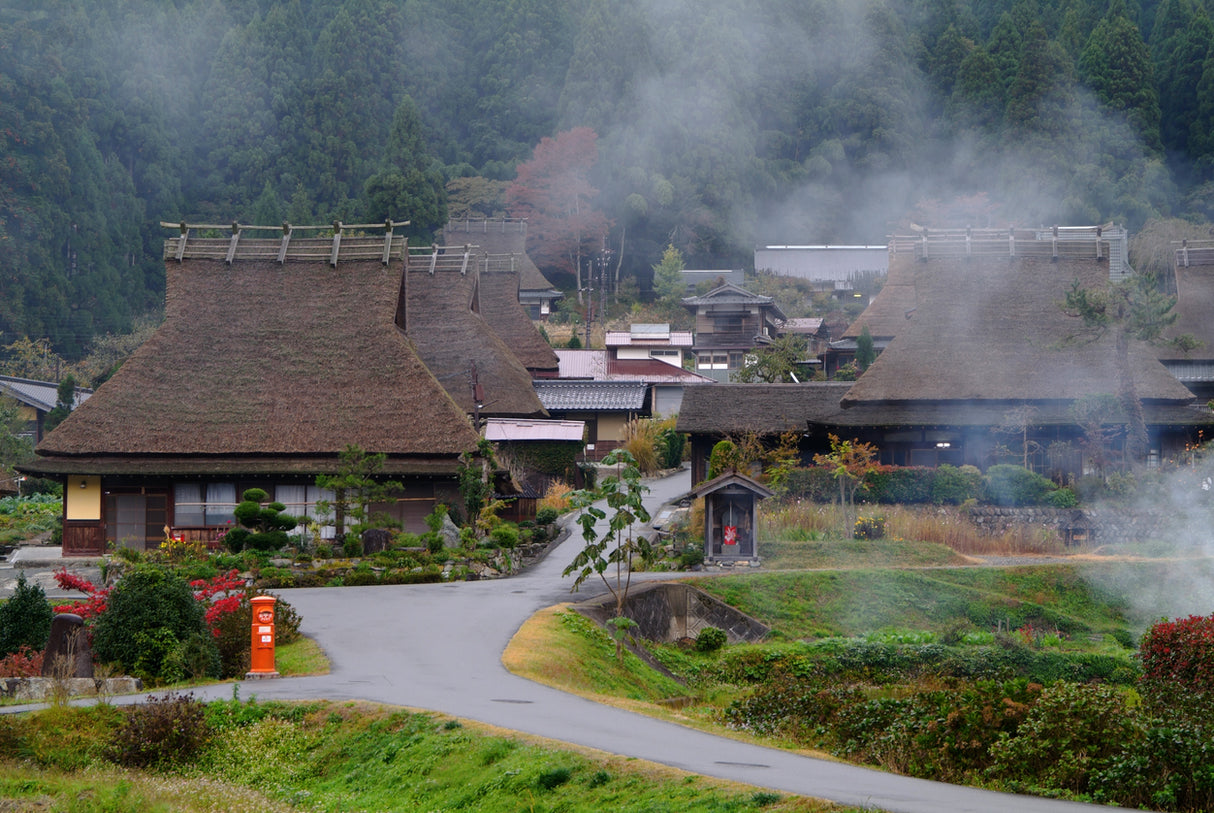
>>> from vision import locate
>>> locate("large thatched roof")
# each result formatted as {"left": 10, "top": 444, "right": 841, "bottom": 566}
{"left": 30, "top": 258, "right": 479, "bottom": 475}
{"left": 475, "top": 267, "right": 559, "bottom": 373}
{"left": 402, "top": 247, "right": 547, "bottom": 418}
{"left": 442, "top": 218, "right": 558, "bottom": 294}
{"left": 841, "top": 254, "right": 1197, "bottom": 407}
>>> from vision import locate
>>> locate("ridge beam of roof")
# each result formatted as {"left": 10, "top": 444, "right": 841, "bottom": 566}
{"left": 278, "top": 223, "right": 292, "bottom": 263}
{"left": 225, "top": 222, "right": 241, "bottom": 264}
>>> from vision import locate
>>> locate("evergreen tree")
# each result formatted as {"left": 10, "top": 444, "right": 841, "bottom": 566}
{"left": 1079, "top": 9, "right": 1162, "bottom": 152}
{"left": 0, "top": 573, "right": 53, "bottom": 657}
{"left": 42, "top": 375, "right": 77, "bottom": 434}
{"left": 650, "top": 245, "right": 686, "bottom": 309}
{"left": 362, "top": 96, "right": 448, "bottom": 240}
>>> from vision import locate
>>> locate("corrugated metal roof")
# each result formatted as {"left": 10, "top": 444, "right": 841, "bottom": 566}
{"left": 605, "top": 329, "right": 693, "bottom": 347}
{"left": 0, "top": 376, "right": 92, "bottom": 412}
{"left": 555, "top": 349, "right": 606, "bottom": 379}
{"left": 484, "top": 418, "right": 585, "bottom": 442}
{"left": 533, "top": 381, "right": 648, "bottom": 411}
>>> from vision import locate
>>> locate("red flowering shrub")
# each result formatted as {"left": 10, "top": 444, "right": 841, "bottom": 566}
{"left": 190, "top": 570, "right": 246, "bottom": 637}
{"left": 1139, "top": 614, "right": 1214, "bottom": 689}
{"left": 0, "top": 645, "right": 44, "bottom": 677}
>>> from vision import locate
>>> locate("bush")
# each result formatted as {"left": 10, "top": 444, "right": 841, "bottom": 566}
{"left": 1139, "top": 613, "right": 1214, "bottom": 690}
{"left": 982, "top": 465, "right": 1057, "bottom": 506}
{"left": 535, "top": 506, "right": 560, "bottom": 526}
{"left": 110, "top": 693, "right": 211, "bottom": 769}
{"left": 708, "top": 439, "right": 742, "bottom": 479}
{"left": 490, "top": 523, "right": 519, "bottom": 549}
{"left": 860, "top": 467, "right": 934, "bottom": 504}
{"left": 91, "top": 566, "right": 216, "bottom": 681}
{"left": 0, "top": 573, "right": 53, "bottom": 657}
{"left": 853, "top": 516, "right": 885, "bottom": 540}
{"left": 695, "top": 627, "right": 727, "bottom": 653}
{"left": 931, "top": 464, "right": 982, "bottom": 505}
{"left": 679, "top": 546, "right": 705, "bottom": 570}
{"left": 986, "top": 682, "right": 1138, "bottom": 794}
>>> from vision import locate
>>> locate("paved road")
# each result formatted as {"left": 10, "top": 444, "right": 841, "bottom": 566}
{"left": 9, "top": 468, "right": 1132, "bottom": 812}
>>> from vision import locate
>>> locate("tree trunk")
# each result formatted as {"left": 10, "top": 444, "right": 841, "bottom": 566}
{"left": 1116, "top": 327, "right": 1149, "bottom": 468}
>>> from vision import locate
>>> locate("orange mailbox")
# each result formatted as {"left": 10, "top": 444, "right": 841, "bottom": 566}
{"left": 246, "top": 595, "right": 279, "bottom": 679}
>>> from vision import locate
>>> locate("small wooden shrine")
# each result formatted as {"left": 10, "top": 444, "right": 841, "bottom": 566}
{"left": 686, "top": 470, "right": 773, "bottom": 564}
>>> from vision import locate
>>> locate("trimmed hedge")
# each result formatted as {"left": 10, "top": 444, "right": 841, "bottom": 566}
{"left": 782, "top": 463, "right": 1069, "bottom": 506}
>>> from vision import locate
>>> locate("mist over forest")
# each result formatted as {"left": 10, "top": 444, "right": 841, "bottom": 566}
{"left": 2, "top": 0, "right": 1212, "bottom": 358}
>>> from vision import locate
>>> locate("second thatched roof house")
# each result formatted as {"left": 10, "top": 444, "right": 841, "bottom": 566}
{"left": 679, "top": 226, "right": 1214, "bottom": 483}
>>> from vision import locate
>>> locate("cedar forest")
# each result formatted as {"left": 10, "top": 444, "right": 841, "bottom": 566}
{"left": 4, "top": 0, "right": 1214, "bottom": 363}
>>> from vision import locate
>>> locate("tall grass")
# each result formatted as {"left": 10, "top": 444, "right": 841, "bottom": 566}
{"left": 623, "top": 418, "right": 662, "bottom": 474}
{"left": 537, "top": 480, "right": 575, "bottom": 514}
{"left": 760, "top": 500, "right": 1066, "bottom": 556}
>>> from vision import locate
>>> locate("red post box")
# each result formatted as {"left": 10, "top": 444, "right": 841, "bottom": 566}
{"left": 246, "top": 595, "right": 279, "bottom": 679}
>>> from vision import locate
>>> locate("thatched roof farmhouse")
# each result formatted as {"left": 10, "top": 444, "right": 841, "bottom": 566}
{"left": 26, "top": 223, "right": 552, "bottom": 554}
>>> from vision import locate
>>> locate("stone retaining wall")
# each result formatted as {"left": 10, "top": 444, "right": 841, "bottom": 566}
{"left": 0, "top": 676, "right": 142, "bottom": 702}
{"left": 965, "top": 506, "right": 1168, "bottom": 547}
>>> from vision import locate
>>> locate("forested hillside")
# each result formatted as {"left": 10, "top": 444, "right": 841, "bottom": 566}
{"left": 2, "top": 0, "right": 1213, "bottom": 359}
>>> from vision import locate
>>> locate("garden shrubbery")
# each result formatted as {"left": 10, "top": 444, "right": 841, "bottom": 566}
{"left": 91, "top": 567, "right": 219, "bottom": 683}
{"left": 712, "top": 613, "right": 1214, "bottom": 809}
{"left": 780, "top": 462, "right": 1074, "bottom": 507}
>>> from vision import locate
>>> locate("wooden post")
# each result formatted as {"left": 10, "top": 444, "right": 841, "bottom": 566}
{"left": 330, "top": 221, "right": 342, "bottom": 267}
{"left": 277, "top": 222, "right": 292, "bottom": 264}
{"left": 225, "top": 222, "right": 241, "bottom": 264}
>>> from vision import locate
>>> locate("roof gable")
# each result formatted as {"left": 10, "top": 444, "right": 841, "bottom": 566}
{"left": 442, "top": 218, "right": 559, "bottom": 293}
{"left": 403, "top": 248, "right": 547, "bottom": 418}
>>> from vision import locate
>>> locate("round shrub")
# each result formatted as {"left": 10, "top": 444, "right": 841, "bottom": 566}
{"left": 92, "top": 566, "right": 215, "bottom": 680}
{"left": 0, "top": 573, "right": 53, "bottom": 657}
{"left": 982, "top": 464, "right": 1057, "bottom": 506}
{"left": 708, "top": 439, "right": 742, "bottom": 479}
{"left": 931, "top": 464, "right": 982, "bottom": 505}
{"left": 490, "top": 524, "right": 519, "bottom": 549}
{"left": 695, "top": 627, "right": 727, "bottom": 653}
{"left": 535, "top": 506, "right": 560, "bottom": 526}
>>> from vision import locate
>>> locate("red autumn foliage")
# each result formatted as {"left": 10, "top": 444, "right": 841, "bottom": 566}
{"left": 1139, "top": 613, "right": 1214, "bottom": 689}
{"left": 53, "top": 568, "right": 109, "bottom": 619}
{"left": 506, "top": 127, "right": 610, "bottom": 284}
{"left": 0, "top": 645, "right": 44, "bottom": 677}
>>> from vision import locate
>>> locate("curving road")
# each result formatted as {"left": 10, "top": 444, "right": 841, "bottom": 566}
{"left": 17, "top": 467, "right": 1133, "bottom": 812}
